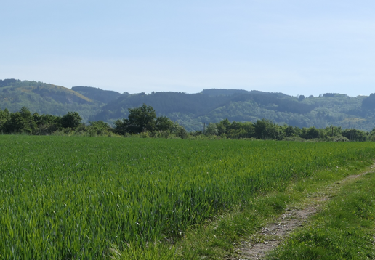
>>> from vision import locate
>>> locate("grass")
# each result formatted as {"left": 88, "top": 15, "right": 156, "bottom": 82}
{"left": 266, "top": 171, "right": 375, "bottom": 259}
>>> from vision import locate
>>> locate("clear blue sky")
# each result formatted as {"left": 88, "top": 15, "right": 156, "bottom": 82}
{"left": 1, "top": 0, "right": 375, "bottom": 96}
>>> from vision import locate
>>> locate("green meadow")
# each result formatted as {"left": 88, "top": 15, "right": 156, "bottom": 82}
{"left": 1, "top": 136, "right": 375, "bottom": 259}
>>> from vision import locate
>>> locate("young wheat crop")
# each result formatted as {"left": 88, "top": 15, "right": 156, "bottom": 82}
{"left": 1, "top": 136, "right": 374, "bottom": 259}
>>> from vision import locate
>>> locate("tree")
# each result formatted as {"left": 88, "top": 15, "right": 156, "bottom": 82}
{"left": 3, "top": 113, "right": 23, "bottom": 133}
{"left": 20, "top": 106, "right": 32, "bottom": 119}
{"left": 114, "top": 119, "right": 128, "bottom": 135}
{"left": 88, "top": 121, "right": 110, "bottom": 135}
{"left": 172, "top": 123, "right": 188, "bottom": 139}
{"left": 217, "top": 119, "right": 231, "bottom": 135}
{"left": 33, "top": 113, "right": 61, "bottom": 134}
{"left": 300, "top": 126, "right": 319, "bottom": 139}
{"left": 342, "top": 129, "right": 367, "bottom": 142}
{"left": 0, "top": 108, "right": 10, "bottom": 132}
{"left": 205, "top": 123, "right": 218, "bottom": 136}
{"left": 126, "top": 104, "right": 156, "bottom": 134}
{"left": 61, "top": 112, "right": 82, "bottom": 129}
{"left": 2, "top": 107, "right": 37, "bottom": 134}
{"left": 155, "top": 116, "right": 174, "bottom": 131}
{"left": 254, "top": 119, "right": 276, "bottom": 139}
{"left": 113, "top": 104, "right": 187, "bottom": 136}
{"left": 285, "top": 125, "right": 298, "bottom": 137}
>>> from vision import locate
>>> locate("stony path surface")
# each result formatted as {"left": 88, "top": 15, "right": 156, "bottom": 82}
{"left": 233, "top": 203, "right": 321, "bottom": 259}
{"left": 230, "top": 165, "right": 374, "bottom": 260}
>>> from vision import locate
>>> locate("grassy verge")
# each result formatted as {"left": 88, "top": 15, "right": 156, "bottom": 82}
{"left": 113, "top": 159, "right": 374, "bottom": 260}
{"left": 266, "top": 170, "right": 375, "bottom": 259}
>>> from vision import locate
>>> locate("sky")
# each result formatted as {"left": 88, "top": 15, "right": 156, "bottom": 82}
{"left": 1, "top": 0, "right": 375, "bottom": 97}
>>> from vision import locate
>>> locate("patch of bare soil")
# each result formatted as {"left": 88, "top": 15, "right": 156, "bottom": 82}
{"left": 230, "top": 166, "right": 374, "bottom": 260}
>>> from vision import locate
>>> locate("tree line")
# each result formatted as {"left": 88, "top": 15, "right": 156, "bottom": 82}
{"left": 0, "top": 104, "right": 374, "bottom": 141}
{"left": 0, "top": 107, "right": 85, "bottom": 135}
{"left": 0, "top": 105, "right": 188, "bottom": 138}
{"left": 201, "top": 118, "right": 373, "bottom": 142}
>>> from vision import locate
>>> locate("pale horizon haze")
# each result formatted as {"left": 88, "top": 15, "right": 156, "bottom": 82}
{"left": 1, "top": 0, "right": 375, "bottom": 97}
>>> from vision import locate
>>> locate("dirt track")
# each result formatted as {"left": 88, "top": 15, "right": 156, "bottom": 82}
{"left": 231, "top": 166, "right": 374, "bottom": 260}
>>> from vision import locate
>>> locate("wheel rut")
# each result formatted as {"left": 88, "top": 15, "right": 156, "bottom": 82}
{"left": 230, "top": 165, "right": 375, "bottom": 260}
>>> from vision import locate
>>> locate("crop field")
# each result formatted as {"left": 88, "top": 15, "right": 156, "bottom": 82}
{"left": 1, "top": 136, "right": 375, "bottom": 259}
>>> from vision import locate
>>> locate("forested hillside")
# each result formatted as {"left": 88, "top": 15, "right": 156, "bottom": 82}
{"left": 71, "top": 86, "right": 122, "bottom": 104}
{"left": 90, "top": 90, "right": 373, "bottom": 131}
{"left": 0, "top": 79, "right": 102, "bottom": 122}
{"left": 1, "top": 78, "right": 375, "bottom": 131}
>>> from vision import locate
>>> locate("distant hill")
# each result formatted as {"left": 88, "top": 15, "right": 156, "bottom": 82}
{"left": 90, "top": 90, "right": 372, "bottom": 131}
{"left": 71, "top": 86, "right": 122, "bottom": 104}
{"left": 1, "top": 78, "right": 375, "bottom": 131}
{"left": 201, "top": 89, "right": 250, "bottom": 96}
{"left": 91, "top": 90, "right": 313, "bottom": 120}
{"left": 201, "top": 89, "right": 290, "bottom": 98}
{"left": 0, "top": 79, "right": 101, "bottom": 122}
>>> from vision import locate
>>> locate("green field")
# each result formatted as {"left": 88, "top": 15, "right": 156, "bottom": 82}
{"left": 1, "top": 136, "right": 375, "bottom": 259}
